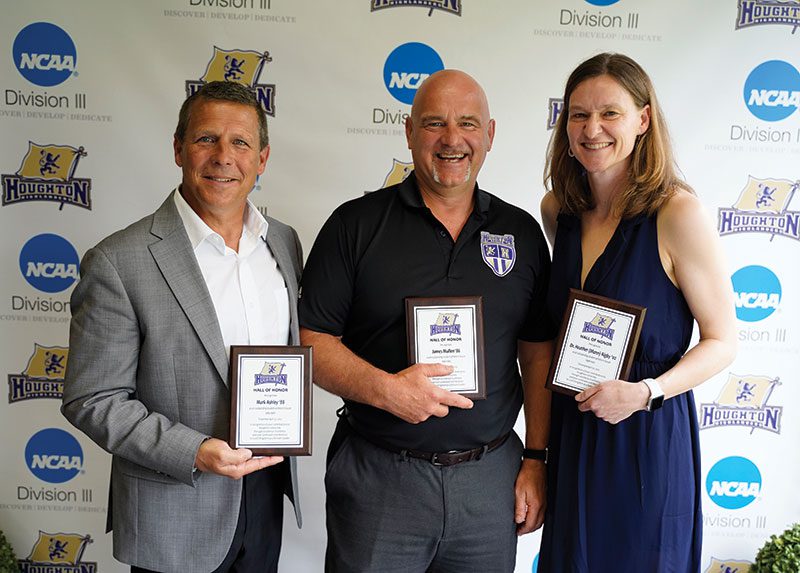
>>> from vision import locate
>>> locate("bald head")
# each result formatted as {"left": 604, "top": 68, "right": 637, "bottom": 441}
{"left": 411, "top": 69, "right": 491, "bottom": 123}
{"left": 405, "top": 69, "right": 495, "bottom": 198}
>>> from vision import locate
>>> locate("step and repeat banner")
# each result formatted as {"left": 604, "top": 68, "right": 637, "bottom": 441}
{"left": 1, "top": 1, "right": 798, "bottom": 572}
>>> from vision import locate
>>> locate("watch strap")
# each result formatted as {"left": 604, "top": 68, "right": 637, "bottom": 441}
{"left": 642, "top": 378, "right": 664, "bottom": 411}
{"left": 522, "top": 448, "right": 548, "bottom": 463}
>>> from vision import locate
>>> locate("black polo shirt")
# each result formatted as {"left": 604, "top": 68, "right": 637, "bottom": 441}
{"left": 300, "top": 172, "right": 552, "bottom": 451}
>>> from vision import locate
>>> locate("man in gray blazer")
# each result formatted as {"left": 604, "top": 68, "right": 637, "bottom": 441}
{"left": 62, "top": 81, "right": 302, "bottom": 573}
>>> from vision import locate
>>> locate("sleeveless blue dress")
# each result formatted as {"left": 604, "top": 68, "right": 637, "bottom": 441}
{"left": 538, "top": 212, "right": 702, "bottom": 572}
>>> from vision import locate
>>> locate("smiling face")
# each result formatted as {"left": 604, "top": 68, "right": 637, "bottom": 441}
{"left": 566, "top": 74, "right": 650, "bottom": 186}
{"left": 405, "top": 70, "right": 495, "bottom": 198}
{"left": 174, "top": 99, "right": 269, "bottom": 223}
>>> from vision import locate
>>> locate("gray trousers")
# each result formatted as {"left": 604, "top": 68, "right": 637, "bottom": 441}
{"left": 324, "top": 419, "right": 523, "bottom": 573}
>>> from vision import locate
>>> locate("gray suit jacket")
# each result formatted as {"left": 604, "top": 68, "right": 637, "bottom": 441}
{"left": 62, "top": 192, "right": 303, "bottom": 573}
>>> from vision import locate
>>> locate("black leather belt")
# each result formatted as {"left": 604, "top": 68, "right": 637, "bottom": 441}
{"left": 339, "top": 409, "right": 509, "bottom": 467}
{"left": 398, "top": 432, "right": 510, "bottom": 466}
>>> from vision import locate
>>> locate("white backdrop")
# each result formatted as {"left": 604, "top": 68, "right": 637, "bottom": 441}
{"left": 1, "top": 1, "right": 798, "bottom": 572}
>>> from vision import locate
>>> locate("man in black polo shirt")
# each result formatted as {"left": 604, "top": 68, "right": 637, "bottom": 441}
{"left": 300, "top": 69, "right": 553, "bottom": 572}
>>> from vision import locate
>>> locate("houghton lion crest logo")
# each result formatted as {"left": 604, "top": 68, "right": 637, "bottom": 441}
{"left": 8, "top": 343, "right": 68, "bottom": 403}
{"left": 186, "top": 47, "right": 276, "bottom": 116}
{"left": 254, "top": 362, "right": 288, "bottom": 385}
{"left": 19, "top": 531, "right": 96, "bottom": 573}
{"left": 2, "top": 142, "right": 91, "bottom": 210}
{"left": 718, "top": 176, "right": 800, "bottom": 240}
{"left": 430, "top": 313, "right": 461, "bottom": 335}
{"left": 381, "top": 159, "right": 413, "bottom": 188}
{"left": 704, "top": 557, "right": 752, "bottom": 573}
{"left": 699, "top": 373, "right": 782, "bottom": 433}
{"left": 480, "top": 231, "right": 516, "bottom": 277}
{"left": 583, "top": 313, "right": 616, "bottom": 340}
{"left": 371, "top": 0, "right": 462, "bottom": 16}
{"left": 736, "top": 0, "right": 800, "bottom": 33}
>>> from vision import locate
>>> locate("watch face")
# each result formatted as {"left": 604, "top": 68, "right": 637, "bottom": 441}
{"left": 650, "top": 395, "right": 665, "bottom": 411}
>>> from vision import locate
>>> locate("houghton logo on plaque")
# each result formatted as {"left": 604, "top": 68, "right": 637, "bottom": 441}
{"left": 254, "top": 362, "right": 288, "bottom": 385}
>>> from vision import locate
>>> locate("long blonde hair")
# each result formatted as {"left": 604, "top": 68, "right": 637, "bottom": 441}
{"left": 545, "top": 53, "right": 692, "bottom": 217}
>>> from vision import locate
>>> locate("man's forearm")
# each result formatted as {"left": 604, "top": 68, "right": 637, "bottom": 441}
{"left": 301, "top": 327, "right": 392, "bottom": 409}
{"left": 519, "top": 340, "right": 553, "bottom": 449}
{"left": 301, "top": 327, "right": 471, "bottom": 423}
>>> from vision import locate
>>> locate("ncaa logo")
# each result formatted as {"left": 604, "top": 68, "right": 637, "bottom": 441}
{"left": 731, "top": 265, "right": 781, "bottom": 322}
{"left": 25, "top": 428, "right": 84, "bottom": 484}
{"left": 13, "top": 22, "right": 77, "bottom": 87}
{"left": 19, "top": 233, "right": 79, "bottom": 293}
{"left": 706, "top": 456, "right": 761, "bottom": 510}
{"left": 383, "top": 42, "right": 444, "bottom": 105}
{"left": 743, "top": 60, "right": 800, "bottom": 121}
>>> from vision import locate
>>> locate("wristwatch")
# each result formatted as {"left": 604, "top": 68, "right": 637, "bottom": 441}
{"left": 522, "top": 448, "right": 548, "bottom": 463}
{"left": 642, "top": 378, "right": 664, "bottom": 412}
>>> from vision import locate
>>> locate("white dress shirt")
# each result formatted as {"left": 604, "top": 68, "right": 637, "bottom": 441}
{"left": 173, "top": 189, "right": 290, "bottom": 352}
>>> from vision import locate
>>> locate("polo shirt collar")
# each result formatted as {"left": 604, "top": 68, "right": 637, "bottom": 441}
{"left": 397, "top": 170, "right": 491, "bottom": 215}
{"left": 173, "top": 186, "right": 268, "bottom": 254}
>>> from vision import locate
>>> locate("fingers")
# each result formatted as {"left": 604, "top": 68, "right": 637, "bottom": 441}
{"left": 242, "top": 455, "right": 285, "bottom": 474}
{"left": 516, "top": 510, "right": 540, "bottom": 535}
{"left": 409, "top": 387, "right": 472, "bottom": 420}
{"left": 575, "top": 381, "right": 640, "bottom": 424}
{"left": 387, "top": 363, "right": 473, "bottom": 423}
{"left": 575, "top": 383, "right": 602, "bottom": 403}
{"left": 514, "top": 463, "right": 546, "bottom": 535}
{"left": 195, "top": 438, "right": 284, "bottom": 479}
{"left": 514, "top": 492, "right": 528, "bottom": 525}
{"left": 419, "top": 363, "right": 473, "bottom": 410}
{"left": 514, "top": 492, "right": 545, "bottom": 535}
{"left": 220, "top": 446, "right": 253, "bottom": 466}
{"left": 436, "top": 389, "right": 473, "bottom": 410}
{"left": 418, "top": 362, "right": 455, "bottom": 377}
{"left": 195, "top": 438, "right": 244, "bottom": 472}
{"left": 516, "top": 486, "right": 545, "bottom": 534}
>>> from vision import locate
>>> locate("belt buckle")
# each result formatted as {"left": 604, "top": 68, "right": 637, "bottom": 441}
{"left": 430, "top": 449, "right": 461, "bottom": 466}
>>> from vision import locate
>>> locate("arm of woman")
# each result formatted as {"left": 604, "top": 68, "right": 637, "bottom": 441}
{"left": 655, "top": 190, "right": 738, "bottom": 399}
{"left": 576, "top": 191, "right": 737, "bottom": 423}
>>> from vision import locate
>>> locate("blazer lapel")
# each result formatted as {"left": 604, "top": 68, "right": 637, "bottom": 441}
{"left": 265, "top": 226, "right": 300, "bottom": 346}
{"left": 148, "top": 193, "right": 229, "bottom": 384}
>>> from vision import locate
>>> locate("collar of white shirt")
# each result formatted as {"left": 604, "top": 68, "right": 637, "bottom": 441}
{"left": 172, "top": 186, "right": 268, "bottom": 255}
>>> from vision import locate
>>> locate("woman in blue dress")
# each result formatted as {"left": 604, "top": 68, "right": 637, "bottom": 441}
{"left": 537, "top": 53, "right": 737, "bottom": 572}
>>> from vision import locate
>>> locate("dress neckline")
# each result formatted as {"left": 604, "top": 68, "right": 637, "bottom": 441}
{"left": 558, "top": 212, "right": 647, "bottom": 291}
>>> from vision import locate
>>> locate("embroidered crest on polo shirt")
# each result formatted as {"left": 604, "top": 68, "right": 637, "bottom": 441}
{"left": 480, "top": 231, "right": 516, "bottom": 277}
